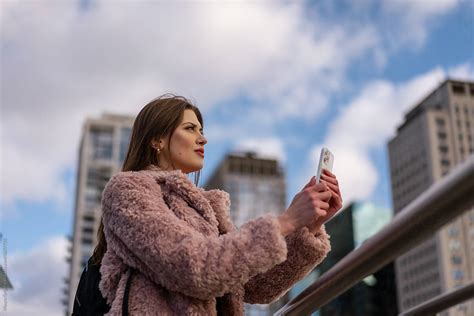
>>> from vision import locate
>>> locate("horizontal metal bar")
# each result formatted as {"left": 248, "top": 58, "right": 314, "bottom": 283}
{"left": 276, "top": 156, "right": 474, "bottom": 316}
{"left": 399, "top": 282, "right": 474, "bottom": 316}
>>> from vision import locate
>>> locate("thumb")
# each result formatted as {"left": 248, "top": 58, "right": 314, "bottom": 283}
{"left": 302, "top": 176, "right": 316, "bottom": 190}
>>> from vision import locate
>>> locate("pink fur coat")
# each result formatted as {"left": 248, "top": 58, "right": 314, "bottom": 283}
{"left": 99, "top": 165, "right": 331, "bottom": 315}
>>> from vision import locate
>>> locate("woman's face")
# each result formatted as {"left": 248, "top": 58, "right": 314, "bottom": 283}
{"left": 158, "top": 109, "right": 207, "bottom": 173}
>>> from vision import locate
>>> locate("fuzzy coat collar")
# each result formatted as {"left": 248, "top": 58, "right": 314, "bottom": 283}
{"left": 143, "top": 164, "right": 235, "bottom": 235}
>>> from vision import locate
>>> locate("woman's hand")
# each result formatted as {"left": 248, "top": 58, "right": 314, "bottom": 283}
{"left": 307, "top": 169, "right": 343, "bottom": 234}
{"left": 277, "top": 177, "right": 332, "bottom": 236}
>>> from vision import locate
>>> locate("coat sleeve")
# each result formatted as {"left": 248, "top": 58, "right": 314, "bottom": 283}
{"left": 101, "top": 172, "right": 289, "bottom": 301}
{"left": 243, "top": 225, "right": 331, "bottom": 304}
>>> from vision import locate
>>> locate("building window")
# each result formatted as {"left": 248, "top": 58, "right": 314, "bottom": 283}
{"left": 449, "top": 240, "right": 461, "bottom": 251}
{"left": 441, "top": 159, "right": 450, "bottom": 167}
{"left": 82, "top": 243, "right": 93, "bottom": 254}
{"left": 448, "top": 226, "right": 460, "bottom": 237}
{"left": 85, "top": 167, "right": 111, "bottom": 209}
{"left": 82, "top": 226, "right": 94, "bottom": 234}
{"left": 85, "top": 187, "right": 101, "bottom": 209}
{"left": 119, "top": 127, "right": 132, "bottom": 163}
{"left": 468, "top": 212, "right": 474, "bottom": 224}
{"left": 438, "top": 132, "right": 447, "bottom": 140}
{"left": 457, "top": 303, "right": 468, "bottom": 312}
{"left": 439, "top": 145, "right": 449, "bottom": 154}
{"left": 451, "top": 255, "right": 462, "bottom": 265}
{"left": 82, "top": 237, "right": 93, "bottom": 245}
{"left": 452, "top": 84, "right": 466, "bottom": 94}
{"left": 87, "top": 167, "right": 110, "bottom": 187}
{"left": 436, "top": 118, "right": 445, "bottom": 127}
{"left": 452, "top": 269, "right": 464, "bottom": 280}
{"left": 83, "top": 215, "right": 94, "bottom": 223}
{"left": 90, "top": 127, "right": 113, "bottom": 160}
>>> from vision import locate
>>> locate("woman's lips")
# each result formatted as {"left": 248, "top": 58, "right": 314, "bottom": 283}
{"left": 194, "top": 150, "right": 204, "bottom": 157}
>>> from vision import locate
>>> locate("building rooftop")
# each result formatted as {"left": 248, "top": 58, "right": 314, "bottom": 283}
{"left": 395, "top": 79, "right": 474, "bottom": 134}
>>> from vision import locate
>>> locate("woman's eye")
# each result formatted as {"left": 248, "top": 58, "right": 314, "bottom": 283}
{"left": 186, "top": 126, "right": 203, "bottom": 135}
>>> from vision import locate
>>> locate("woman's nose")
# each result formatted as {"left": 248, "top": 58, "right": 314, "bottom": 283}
{"left": 197, "top": 135, "right": 207, "bottom": 145}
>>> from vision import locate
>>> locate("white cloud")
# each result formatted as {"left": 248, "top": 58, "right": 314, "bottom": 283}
{"left": 383, "top": 0, "right": 459, "bottom": 16}
{"left": 0, "top": 0, "right": 464, "bottom": 209}
{"left": 327, "top": 67, "right": 446, "bottom": 149}
{"left": 306, "top": 66, "right": 449, "bottom": 205}
{"left": 6, "top": 236, "right": 68, "bottom": 316}
{"left": 0, "top": 1, "right": 381, "bottom": 206}
{"left": 381, "top": 0, "right": 460, "bottom": 49}
{"left": 448, "top": 62, "right": 474, "bottom": 81}
{"left": 234, "top": 137, "right": 287, "bottom": 163}
{"left": 245, "top": 23, "right": 380, "bottom": 124}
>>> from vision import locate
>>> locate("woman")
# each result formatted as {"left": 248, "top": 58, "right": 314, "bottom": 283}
{"left": 92, "top": 94, "right": 342, "bottom": 315}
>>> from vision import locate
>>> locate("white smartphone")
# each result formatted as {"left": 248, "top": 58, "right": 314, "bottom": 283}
{"left": 316, "top": 147, "right": 334, "bottom": 183}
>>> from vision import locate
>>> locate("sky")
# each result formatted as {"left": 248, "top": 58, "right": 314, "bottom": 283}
{"left": 1, "top": 0, "right": 473, "bottom": 314}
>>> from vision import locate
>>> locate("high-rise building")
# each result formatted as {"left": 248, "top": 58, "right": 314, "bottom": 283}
{"left": 204, "top": 151, "right": 287, "bottom": 315}
{"left": 64, "top": 113, "right": 134, "bottom": 315}
{"left": 0, "top": 233, "right": 12, "bottom": 291}
{"left": 388, "top": 79, "right": 474, "bottom": 315}
{"left": 0, "top": 265, "right": 12, "bottom": 290}
{"left": 317, "top": 202, "right": 397, "bottom": 316}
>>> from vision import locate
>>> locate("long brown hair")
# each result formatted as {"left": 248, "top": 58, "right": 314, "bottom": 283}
{"left": 91, "top": 94, "right": 204, "bottom": 265}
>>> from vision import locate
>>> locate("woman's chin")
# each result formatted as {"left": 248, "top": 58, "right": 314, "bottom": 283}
{"left": 182, "top": 163, "right": 203, "bottom": 174}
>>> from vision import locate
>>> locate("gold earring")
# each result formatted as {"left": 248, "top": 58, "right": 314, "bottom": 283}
{"left": 152, "top": 144, "right": 160, "bottom": 153}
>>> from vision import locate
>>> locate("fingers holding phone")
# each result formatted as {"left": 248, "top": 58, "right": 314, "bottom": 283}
{"left": 312, "top": 148, "right": 344, "bottom": 227}
{"left": 320, "top": 170, "right": 341, "bottom": 199}
{"left": 320, "top": 169, "right": 343, "bottom": 222}
{"left": 278, "top": 148, "right": 342, "bottom": 236}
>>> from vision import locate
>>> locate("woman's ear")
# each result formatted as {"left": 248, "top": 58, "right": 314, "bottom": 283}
{"left": 151, "top": 138, "right": 165, "bottom": 151}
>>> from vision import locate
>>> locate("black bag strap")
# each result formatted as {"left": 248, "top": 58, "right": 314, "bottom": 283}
{"left": 122, "top": 267, "right": 135, "bottom": 316}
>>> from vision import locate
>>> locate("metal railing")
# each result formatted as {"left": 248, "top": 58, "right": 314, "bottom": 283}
{"left": 400, "top": 282, "right": 474, "bottom": 316}
{"left": 275, "top": 156, "right": 474, "bottom": 315}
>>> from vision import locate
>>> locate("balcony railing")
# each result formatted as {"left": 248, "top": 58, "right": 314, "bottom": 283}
{"left": 276, "top": 156, "right": 474, "bottom": 316}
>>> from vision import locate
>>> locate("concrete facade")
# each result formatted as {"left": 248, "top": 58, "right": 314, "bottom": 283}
{"left": 388, "top": 80, "right": 474, "bottom": 315}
